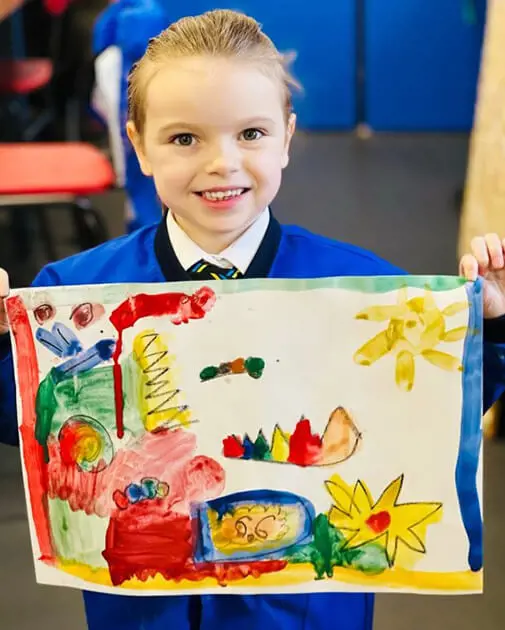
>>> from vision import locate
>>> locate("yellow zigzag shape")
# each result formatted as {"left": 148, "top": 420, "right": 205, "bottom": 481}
{"left": 133, "top": 330, "right": 191, "bottom": 432}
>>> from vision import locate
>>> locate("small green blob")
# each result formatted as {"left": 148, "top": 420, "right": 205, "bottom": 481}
{"left": 141, "top": 478, "right": 158, "bottom": 500}
{"left": 200, "top": 366, "right": 218, "bottom": 381}
{"left": 245, "top": 357, "right": 265, "bottom": 379}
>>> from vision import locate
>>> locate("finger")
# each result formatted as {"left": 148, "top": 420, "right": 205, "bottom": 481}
{"left": 470, "top": 236, "right": 490, "bottom": 272}
{"left": 459, "top": 254, "right": 479, "bottom": 281}
{"left": 0, "top": 268, "right": 9, "bottom": 298}
{"left": 485, "top": 233, "right": 504, "bottom": 269}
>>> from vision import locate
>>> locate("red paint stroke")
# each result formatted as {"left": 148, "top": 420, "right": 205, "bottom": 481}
{"left": 287, "top": 418, "right": 323, "bottom": 467}
{"left": 47, "top": 429, "right": 225, "bottom": 518}
{"left": 222, "top": 435, "right": 245, "bottom": 458}
{"left": 109, "top": 287, "right": 216, "bottom": 439}
{"left": 208, "top": 560, "right": 288, "bottom": 585}
{"left": 5, "top": 296, "right": 53, "bottom": 561}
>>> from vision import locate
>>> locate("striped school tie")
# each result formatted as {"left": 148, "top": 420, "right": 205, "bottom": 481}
{"left": 188, "top": 259, "right": 243, "bottom": 280}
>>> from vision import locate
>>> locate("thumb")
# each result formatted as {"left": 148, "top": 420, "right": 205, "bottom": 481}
{"left": 0, "top": 268, "right": 10, "bottom": 298}
{"left": 459, "top": 254, "right": 479, "bottom": 281}
{"left": 0, "top": 269, "right": 10, "bottom": 335}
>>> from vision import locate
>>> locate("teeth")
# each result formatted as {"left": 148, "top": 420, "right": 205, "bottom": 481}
{"left": 202, "top": 189, "right": 244, "bottom": 200}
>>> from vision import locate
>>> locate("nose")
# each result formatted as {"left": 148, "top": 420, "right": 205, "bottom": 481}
{"left": 205, "top": 139, "right": 241, "bottom": 176}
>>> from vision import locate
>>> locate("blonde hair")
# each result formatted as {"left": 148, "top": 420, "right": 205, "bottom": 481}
{"left": 128, "top": 9, "right": 301, "bottom": 136}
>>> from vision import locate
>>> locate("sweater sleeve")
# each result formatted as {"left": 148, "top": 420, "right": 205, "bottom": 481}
{"left": 482, "top": 314, "right": 505, "bottom": 412}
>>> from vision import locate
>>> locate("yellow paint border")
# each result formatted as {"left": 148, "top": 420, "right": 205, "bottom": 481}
{"left": 55, "top": 560, "right": 482, "bottom": 593}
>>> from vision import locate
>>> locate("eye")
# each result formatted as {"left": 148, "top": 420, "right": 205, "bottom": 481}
{"left": 171, "top": 133, "right": 196, "bottom": 146}
{"left": 254, "top": 515, "right": 276, "bottom": 540}
{"left": 241, "top": 128, "right": 264, "bottom": 142}
{"left": 235, "top": 516, "right": 252, "bottom": 538}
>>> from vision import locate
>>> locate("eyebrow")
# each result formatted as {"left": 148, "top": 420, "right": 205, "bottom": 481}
{"left": 156, "top": 123, "right": 198, "bottom": 139}
{"left": 240, "top": 117, "right": 277, "bottom": 127}
{"left": 156, "top": 117, "right": 277, "bottom": 139}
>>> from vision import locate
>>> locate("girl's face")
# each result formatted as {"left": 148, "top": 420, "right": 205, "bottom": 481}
{"left": 128, "top": 56, "right": 295, "bottom": 252}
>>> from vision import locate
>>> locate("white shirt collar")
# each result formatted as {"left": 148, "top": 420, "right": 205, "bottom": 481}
{"left": 166, "top": 208, "right": 270, "bottom": 274}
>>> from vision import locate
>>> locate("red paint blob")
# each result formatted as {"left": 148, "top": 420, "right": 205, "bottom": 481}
{"left": 222, "top": 435, "right": 245, "bottom": 458}
{"left": 112, "top": 490, "right": 130, "bottom": 511}
{"left": 58, "top": 429, "right": 79, "bottom": 467}
{"left": 288, "top": 418, "right": 323, "bottom": 467}
{"left": 366, "top": 511, "right": 391, "bottom": 534}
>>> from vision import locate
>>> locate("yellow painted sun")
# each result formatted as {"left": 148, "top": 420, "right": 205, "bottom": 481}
{"left": 353, "top": 286, "right": 469, "bottom": 391}
{"left": 326, "top": 473, "right": 442, "bottom": 567}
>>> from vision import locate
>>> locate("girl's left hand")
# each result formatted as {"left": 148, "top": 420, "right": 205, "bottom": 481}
{"left": 459, "top": 233, "right": 505, "bottom": 319}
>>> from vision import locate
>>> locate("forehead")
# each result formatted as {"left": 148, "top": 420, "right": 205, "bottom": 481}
{"left": 144, "top": 56, "right": 285, "bottom": 129}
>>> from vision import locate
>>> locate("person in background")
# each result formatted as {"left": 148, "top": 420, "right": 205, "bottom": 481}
{"left": 92, "top": 0, "right": 169, "bottom": 232}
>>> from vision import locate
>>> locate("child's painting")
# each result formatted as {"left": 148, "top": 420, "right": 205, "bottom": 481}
{"left": 5, "top": 275, "right": 483, "bottom": 596}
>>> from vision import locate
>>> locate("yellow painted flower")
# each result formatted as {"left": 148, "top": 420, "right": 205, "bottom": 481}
{"left": 326, "top": 473, "right": 442, "bottom": 567}
{"left": 353, "top": 286, "right": 468, "bottom": 391}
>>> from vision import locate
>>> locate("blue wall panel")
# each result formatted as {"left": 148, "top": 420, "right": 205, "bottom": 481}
{"left": 364, "top": 0, "right": 486, "bottom": 131}
{"left": 163, "top": 1, "right": 357, "bottom": 130}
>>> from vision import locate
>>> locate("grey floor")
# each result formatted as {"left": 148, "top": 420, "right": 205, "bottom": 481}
{"left": 0, "top": 133, "right": 503, "bottom": 629}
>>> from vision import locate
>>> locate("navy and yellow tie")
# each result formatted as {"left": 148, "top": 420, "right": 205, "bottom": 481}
{"left": 188, "top": 259, "right": 243, "bottom": 280}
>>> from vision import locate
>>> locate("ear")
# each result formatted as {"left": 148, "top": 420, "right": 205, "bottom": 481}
{"left": 281, "top": 113, "right": 296, "bottom": 169}
{"left": 126, "top": 121, "right": 153, "bottom": 176}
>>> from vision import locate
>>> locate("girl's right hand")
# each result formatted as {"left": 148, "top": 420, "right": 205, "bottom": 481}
{"left": 0, "top": 268, "right": 10, "bottom": 336}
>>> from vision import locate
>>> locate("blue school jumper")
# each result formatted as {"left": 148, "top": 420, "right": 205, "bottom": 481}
{"left": 1, "top": 215, "right": 504, "bottom": 630}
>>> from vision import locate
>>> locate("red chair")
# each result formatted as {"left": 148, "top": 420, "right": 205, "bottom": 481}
{"left": 43, "top": 0, "right": 71, "bottom": 15}
{"left": 0, "top": 58, "right": 53, "bottom": 95}
{"left": 0, "top": 142, "right": 115, "bottom": 261}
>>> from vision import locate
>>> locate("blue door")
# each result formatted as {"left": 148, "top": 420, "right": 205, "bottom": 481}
{"left": 163, "top": 1, "right": 357, "bottom": 130}
{"left": 364, "top": 0, "right": 486, "bottom": 131}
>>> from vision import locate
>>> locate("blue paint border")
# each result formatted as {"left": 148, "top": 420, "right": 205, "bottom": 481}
{"left": 455, "top": 278, "right": 483, "bottom": 571}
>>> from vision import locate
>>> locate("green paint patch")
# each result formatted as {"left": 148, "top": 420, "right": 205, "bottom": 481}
{"left": 288, "top": 513, "right": 388, "bottom": 579}
{"left": 48, "top": 498, "right": 109, "bottom": 568}
{"left": 35, "top": 361, "right": 145, "bottom": 459}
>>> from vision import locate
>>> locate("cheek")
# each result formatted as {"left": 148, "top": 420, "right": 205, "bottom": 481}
{"left": 149, "top": 150, "right": 195, "bottom": 187}
{"left": 247, "top": 151, "right": 285, "bottom": 189}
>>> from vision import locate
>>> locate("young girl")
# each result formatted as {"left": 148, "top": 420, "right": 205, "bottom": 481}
{"left": 1, "top": 9, "right": 505, "bottom": 630}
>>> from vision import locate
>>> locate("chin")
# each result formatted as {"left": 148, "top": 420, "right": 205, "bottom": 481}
{"left": 205, "top": 213, "right": 252, "bottom": 229}
{"left": 205, "top": 220, "right": 243, "bottom": 235}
